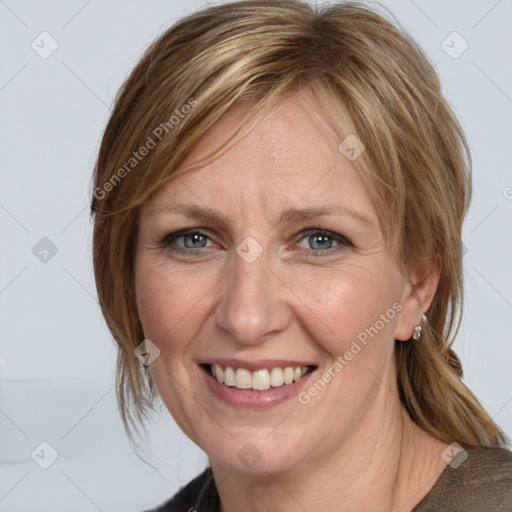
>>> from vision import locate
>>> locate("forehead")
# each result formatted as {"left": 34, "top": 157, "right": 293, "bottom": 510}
{"left": 143, "top": 93, "right": 378, "bottom": 224}
{"left": 179, "top": 93, "right": 342, "bottom": 177}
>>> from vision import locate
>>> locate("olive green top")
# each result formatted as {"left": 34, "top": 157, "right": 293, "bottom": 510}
{"left": 146, "top": 446, "right": 512, "bottom": 511}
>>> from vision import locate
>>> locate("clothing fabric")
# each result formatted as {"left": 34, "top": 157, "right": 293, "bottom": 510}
{"left": 145, "top": 446, "right": 512, "bottom": 512}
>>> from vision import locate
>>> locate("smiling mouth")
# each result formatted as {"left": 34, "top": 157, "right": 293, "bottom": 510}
{"left": 200, "top": 363, "right": 317, "bottom": 392}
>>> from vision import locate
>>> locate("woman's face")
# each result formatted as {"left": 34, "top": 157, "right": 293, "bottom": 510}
{"left": 135, "top": 93, "right": 419, "bottom": 474}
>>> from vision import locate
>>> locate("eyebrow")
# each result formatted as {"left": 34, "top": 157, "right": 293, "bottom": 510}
{"left": 146, "top": 203, "right": 374, "bottom": 228}
{"left": 278, "top": 205, "right": 373, "bottom": 227}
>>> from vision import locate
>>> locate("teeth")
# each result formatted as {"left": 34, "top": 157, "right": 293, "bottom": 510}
{"left": 208, "top": 364, "right": 313, "bottom": 391}
{"left": 252, "top": 369, "right": 270, "bottom": 391}
{"left": 235, "top": 368, "right": 252, "bottom": 389}
{"left": 224, "top": 366, "right": 236, "bottom": 386}
{"left": 283, "top": 367, "right": 294, "bottom": 385}
{"left": 214, "top": 364, "right": 223, "bottom": 383}
{"left": 270, "top": 367, "right": 284, "bottom": 387}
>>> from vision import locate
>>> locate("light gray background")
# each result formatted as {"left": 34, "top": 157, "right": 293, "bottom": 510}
{"left": 0, "top": 1, "right": 511, "bottom": 511}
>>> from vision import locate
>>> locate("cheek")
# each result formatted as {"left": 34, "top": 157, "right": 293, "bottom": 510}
{"left": 135, "top": 259, "right": 215, "bottom": 352}
{"left": 290, "top": 263, "right": 401, "bottom": 357}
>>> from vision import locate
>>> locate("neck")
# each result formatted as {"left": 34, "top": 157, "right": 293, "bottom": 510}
{"left": 210, "top": 396, "right": 448, "bottom": 512}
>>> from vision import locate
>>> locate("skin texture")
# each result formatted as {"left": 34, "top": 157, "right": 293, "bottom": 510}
{"left": 135, "top": 93, "right": 449, "bottom": 511}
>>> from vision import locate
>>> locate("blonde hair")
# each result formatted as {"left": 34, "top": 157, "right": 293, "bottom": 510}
{"left": 90, "top": 0, "right": 507, "bottom": 447}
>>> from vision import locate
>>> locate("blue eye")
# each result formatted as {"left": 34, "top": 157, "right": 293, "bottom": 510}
{"left": 308, "top": 232, "right": 334, "bottom": 250}
{"left": 179, "top": 232, "right": 208, "bottom": 249}
{"left": 297, "top": 229, "right": 352, "bottom": 256}
{"left": 161, "top": 228, "right": 212, "bottom": 251}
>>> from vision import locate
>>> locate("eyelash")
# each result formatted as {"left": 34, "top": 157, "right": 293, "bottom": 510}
{"left": 159, "top": 227, "right": 352, "bottom": 258}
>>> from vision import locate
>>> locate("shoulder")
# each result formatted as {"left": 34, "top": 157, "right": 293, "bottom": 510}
{"left": 141, "top": 467, "right": 218, "bottom": 512}
{"left": 414, "top": 446, "right": 512, "bottom": 511}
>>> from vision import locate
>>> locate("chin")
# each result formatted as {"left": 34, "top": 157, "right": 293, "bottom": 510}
{"left": 203, "top": 430, "right": 307, "bottom": 476}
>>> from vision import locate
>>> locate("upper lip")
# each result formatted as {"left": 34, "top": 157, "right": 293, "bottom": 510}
{"left": 198, "top": 358, "right": 318, "bottom": 371}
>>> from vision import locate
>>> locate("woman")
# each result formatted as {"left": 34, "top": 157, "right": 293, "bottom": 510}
{"left": 90, "top": 1, "right": 512, "bottom": 510}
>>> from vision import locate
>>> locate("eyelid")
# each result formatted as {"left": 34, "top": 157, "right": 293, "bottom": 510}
{"left": 292, "top": 228, "right": 352, "bottom": 257}
{"left": 297, "top": 227, "right": 352, "bottom": 247}
{"left": 160, "top": 227, "right": 216, "bottom": 248}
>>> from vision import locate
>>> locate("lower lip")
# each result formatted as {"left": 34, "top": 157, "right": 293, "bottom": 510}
{"left": 200, "top": 365, "right": 316, "bottom": 410}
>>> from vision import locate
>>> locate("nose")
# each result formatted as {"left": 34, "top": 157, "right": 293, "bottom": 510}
{"left": 214, "top": 245, "right": 291, "bottom": 346}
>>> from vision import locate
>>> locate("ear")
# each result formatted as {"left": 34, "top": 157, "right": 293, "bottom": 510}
{"left": 394, "top": 254, "right": 442, "bottom": 341}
